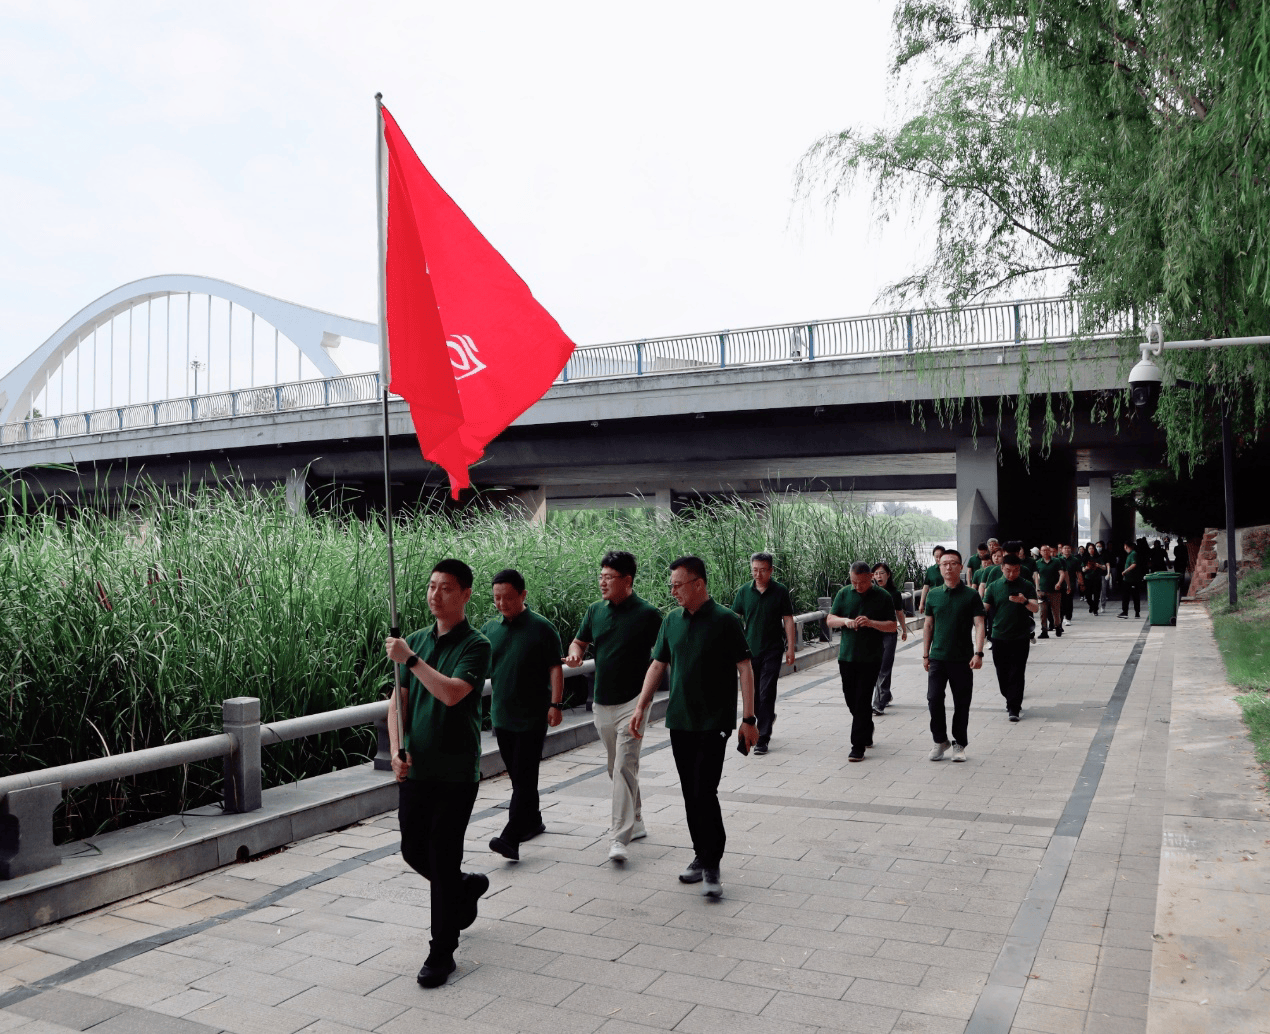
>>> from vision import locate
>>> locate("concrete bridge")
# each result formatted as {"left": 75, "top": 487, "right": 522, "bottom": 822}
{"left": 1, "top": 280, "right": 1159, "bottom": 551}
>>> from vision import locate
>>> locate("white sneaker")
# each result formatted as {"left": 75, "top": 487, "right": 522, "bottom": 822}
{"left": 608, "top": 841, "right": 628, "bottom": 862}
{"left": 630, "top": 823, "right": 647, "bottom": 841}
{"left": 929, "top": 741, "right": 951, "bottom": 761}
{"left": 949, "top": 744, "right": 967, "bottom": 762}
{"left": 702, "top": 868, "right": 722, "bottom": 897}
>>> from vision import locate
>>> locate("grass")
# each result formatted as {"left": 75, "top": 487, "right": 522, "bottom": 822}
{"left": 0, "top": 478, "right": 920, "bottom": 842}
{"left": 1211, "top": 563, "right": 1270, "bottom": 782}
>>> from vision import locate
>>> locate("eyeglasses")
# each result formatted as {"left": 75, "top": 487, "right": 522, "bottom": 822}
{"left": 668, "top": 576, "right": 702, "bottom": 591}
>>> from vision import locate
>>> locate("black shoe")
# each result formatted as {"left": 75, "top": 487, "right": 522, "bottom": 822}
{"left": 679, "top": 856, "right": 705, "bottom": 883}
{"left": 752, "top": 743, "right": 769, "bottom": 755}
{"left": 1055, "top": 628, "right": 1062, "bottom": 637}
{"left": 848, "top": 747, "right": 865, "bottom": 762}
{"left": 417, "top": 955, "right": 457, "bottom": 988}
{"left": 489, "top": 836, "right": 519, "bottom": 861}
{"left": 520, "top": 822, "right": 547, "bottom": 842}
{"left": 1009, "top": 713, "right": 1020, "bottom": 722}
{"left": 871, "top": 707, "right": 884, "bottom": 716}
{"left": 458, "top": 872, "right": 489, "bottom": 930}
{"left": 1038, "top": 632, "right": 1049, "bottom": 639}
{"left": 1117, "top": 613, "right": 1128, "bottom": 619}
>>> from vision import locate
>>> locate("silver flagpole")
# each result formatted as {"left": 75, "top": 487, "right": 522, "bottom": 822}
{"left": 376, "top": 92, "right": 407, "bottom": 764}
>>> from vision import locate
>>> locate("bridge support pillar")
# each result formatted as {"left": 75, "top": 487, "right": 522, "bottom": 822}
{"left": 955, "top": 439, "right": 999, "bottom": 560}
{"left": 285, "top": 470, "right": 307, "bottom": 516}
{"left": 654, "top": 488, "right": 672, "bottom": 521}
{"left": 511, "top": 486, "right": 547, "bottom": 524}
{"left": 1089, "top": 477, "right": 1114, "bottom": 544}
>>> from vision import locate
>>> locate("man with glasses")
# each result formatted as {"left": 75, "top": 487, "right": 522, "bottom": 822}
{"left": 630, "top": 556, "right": 756, "bottom": 898}
{"left": 564, "top": 551, "right": 663, "bottom": 863}
{"left": 730, "top": 552, "right": 796, "bottom": 756}
{"left": 923, "top": 549, "right": 986, "bottom": 762}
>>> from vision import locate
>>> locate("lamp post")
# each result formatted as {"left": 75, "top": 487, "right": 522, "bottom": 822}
{"left": 1128, "top": 324, "right": 1270, "bottom": 608}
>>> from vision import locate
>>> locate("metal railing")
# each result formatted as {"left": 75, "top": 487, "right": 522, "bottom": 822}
{"left": 1, "top": 296, "right": 1135, "bottom": 447}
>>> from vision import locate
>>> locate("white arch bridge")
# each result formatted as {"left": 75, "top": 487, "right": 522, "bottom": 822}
{"left": 0, "top": 276, "right": 1136, "bottom": 447}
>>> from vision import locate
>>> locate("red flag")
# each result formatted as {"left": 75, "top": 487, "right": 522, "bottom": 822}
{"left": 379, "top": 103, "right": 576, "bottom": 498}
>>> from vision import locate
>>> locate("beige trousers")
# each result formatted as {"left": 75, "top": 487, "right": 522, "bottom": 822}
{"left": 593, "top": 696, "right": 646, "bottom": 845}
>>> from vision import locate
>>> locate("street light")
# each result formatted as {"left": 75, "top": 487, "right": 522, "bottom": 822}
{"left": 1129, "top": 323, "right": 1270, "bottom": 608}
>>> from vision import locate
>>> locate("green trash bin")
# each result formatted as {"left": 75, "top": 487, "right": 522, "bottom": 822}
{"left": 1145, "top": 571, "right": 1181, "bottom": 626}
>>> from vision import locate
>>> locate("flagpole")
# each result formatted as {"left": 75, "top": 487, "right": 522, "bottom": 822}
{"left": 376, "top": 92, "right": 407, "bottom": 764}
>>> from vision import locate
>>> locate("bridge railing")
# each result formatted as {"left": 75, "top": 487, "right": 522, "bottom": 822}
{"left": 1, "top": 296, "right": 1134, "bottom": 446}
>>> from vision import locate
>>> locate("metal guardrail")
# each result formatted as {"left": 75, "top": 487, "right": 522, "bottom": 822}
{"left": 1, "top": 296, "right": 1135, "bottom": 447}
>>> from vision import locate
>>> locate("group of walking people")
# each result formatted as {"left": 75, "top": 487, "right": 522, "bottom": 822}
{"left": 378, "top": 534, "right": 1170, "bottom": 989}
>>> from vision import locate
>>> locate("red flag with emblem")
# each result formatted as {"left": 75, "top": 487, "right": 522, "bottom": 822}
{"left": 377, "top": 103, "right": 575, "bottom": 498}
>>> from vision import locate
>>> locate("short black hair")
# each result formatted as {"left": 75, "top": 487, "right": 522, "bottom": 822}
{"left": 1001, "top": 554, "right": 1022, "bottom": 567}
{"left": 977, "top": 542, "right": 989, "bottom": 552}
{"left": 940, "top": 549, "right": 963, "bottom": 563}
{"left": 669, "top": 555, "right": 707, "bottom": 583}
{"left": 871, "top": 562, "right": 893, "bottom": 579}
{"left": 932, "top": 545, "right": 945, "bottom": 556}
{"left": 491, "top": 568, "right": 525, "bottom": 592}
{"left": 600, "top": 550, "right": 637, "bottom": 580}
{"left": 431, "top": 558, "right": 474, "bottom": 590}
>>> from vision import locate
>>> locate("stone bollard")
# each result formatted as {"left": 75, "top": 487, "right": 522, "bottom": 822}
{"left": 0, "top": 783, "right": 62, "bottom": 879}
{"left": 223, "top": 697, "right": 262, "bottom": 814}
{"left": 818, "top": 597, "right": 833, "bottom": 642}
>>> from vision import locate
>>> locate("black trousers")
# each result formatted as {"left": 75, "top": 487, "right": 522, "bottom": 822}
{"left": 494, "top": 726, "right": 547, "bottom": 842}
{"left": 1061, "top": 587, "right": 1075, "bottom": 621}
{"left": 1085, "top": 575, "right": 1102, "bottom": 613}
{"left": 927, "top": 659, "right": 974, "bottom": 746}
{"left": 670, "top": 729, "right": 729, "bottom": 868}
{"left": 751, "top": 645, "right": 783, "bottom": 747}
{"left": 839, "top": 659, "right": 882, "bottom": 749}
{"left": 1120, "top": 581, "right": 1142, "bottom": 616}
{"left": 398, "top": 779, "right": 479, "bottom": 958}
{"left": 992, "top": 638, "right": 1030, "bottom": 714}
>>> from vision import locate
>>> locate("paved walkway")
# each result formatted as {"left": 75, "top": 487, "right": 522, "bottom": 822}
{"left": 0, "top": 612, "right": 1225, "bottom": 1033}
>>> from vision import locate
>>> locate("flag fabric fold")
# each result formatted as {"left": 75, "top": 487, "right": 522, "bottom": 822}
{"left": 379, "top": 103, "right": 576, "bottom": 498}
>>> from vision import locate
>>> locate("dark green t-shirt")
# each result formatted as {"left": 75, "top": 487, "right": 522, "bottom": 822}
{"left": 967, "top": 554, "right": 985, "bottom": 575}
{"left": 983, "top": 578, "right": 1037, "bottom": 641}
{"left": 1035, "top": 557, "right": 1066, "bottom": 593}
{"left": 575, "top": 593, "right": 663, "bottom": 706}
{"left": 831, "top": 584, "right": 897, "bottom": 663}
{"left": 925, "top": 583, "right": 986, "bottom": 663}
{"left": 731, "top": 580, "right": 795, "bottom": 656}
{"left": 1124, "top": 550, "right": 1140, "bottom": 580}
{"left": 398, "top": 619, "right": 491, "bottom": 783}
{"left": 654, "top": 597, "right": 751, "bottom": 732}
{"left": 1062, "top": 554, "right": 1083, "bottom": 587}
{"left": 481, "top": 608, "right": 563, "bottom": 733}
{"left": 923, "top": 563, "right": 942, "bottom": 589}
{"left": 972, "top": 564, "right": 997, "bottom": 588}
{"left": 981, "top": 564, "right": 1005, "bottom": 589}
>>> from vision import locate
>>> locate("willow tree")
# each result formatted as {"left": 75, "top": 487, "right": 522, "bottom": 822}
{"left": 801, "top": 1, "right": 1270, "bottom": 467}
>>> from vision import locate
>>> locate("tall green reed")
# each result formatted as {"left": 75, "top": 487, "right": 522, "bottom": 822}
{"left": 0, "top": 478, "right": 918, "bottom": 842}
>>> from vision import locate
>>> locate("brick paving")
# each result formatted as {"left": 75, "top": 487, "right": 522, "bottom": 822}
{"left": 0, "top": 613, "right": 1170, "bottom": 1033}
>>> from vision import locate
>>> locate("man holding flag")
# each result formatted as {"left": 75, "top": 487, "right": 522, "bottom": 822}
{"left": 374, "top": 96, "right": 576, "bottom": 987}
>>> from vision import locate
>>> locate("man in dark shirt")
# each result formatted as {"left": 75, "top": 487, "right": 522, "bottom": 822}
{"left": 1119, "top": 540, "right": 1144, "bottom": 618}
{"left": 1059, "top": 544, "right": 1084, "bottom": 626}
{"left": 917, "top": 545, "right": 945, "bottom": 614}
{"left": 983, "top": 555, "right": 1039, "bottom": 720}
{"left": 385, "top": 559, "right": 492, "bottom": 988}
{"left": 482, "top": 569, "right": 564, "bottom": 862}
{"left": 923, "top": 550, "right": 986, "bottom": 762}
{"left": 731, "top": 551, "right": 796, "bottom": 756}
{"left": 630, "top": 556, "right": 756, "bottom": 898}
{"left": 1033, "top": 544, "right": 1068, "bottom": 639}
{"left": 966, "top": 543, "right": 990, "bottom": 581}
{"left": 827, "top": 561, "right": 898, "bottom": 760}
{"left": 565, "top": 550, "right": 663, "bottom": 862}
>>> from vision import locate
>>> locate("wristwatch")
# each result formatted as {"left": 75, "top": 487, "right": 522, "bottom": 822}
{"left": 975, "top": 651, "right": 985, "bottom": 657}
{"left": 548, "top": 702, "right": 564, "bottom": 710}
{"left": 403, "top": 654, "right": 420, "bottom": 670}
{"left": 742, "top": 715, "right": 757, "bottom": 726}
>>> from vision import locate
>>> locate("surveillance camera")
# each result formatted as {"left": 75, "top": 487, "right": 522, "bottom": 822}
{"left": 1128, "top": 350, "right": 1162, "bottom": 410}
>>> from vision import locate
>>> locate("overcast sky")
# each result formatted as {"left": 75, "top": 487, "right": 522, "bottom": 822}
{"left": 0, "top": 0, "right": 941, "bottom": 383}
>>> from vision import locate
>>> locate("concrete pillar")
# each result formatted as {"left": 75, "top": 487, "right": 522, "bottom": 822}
{"left": 284, "top": 469, "right": 307, "bottom": 516}
{"left": 223, "top": 697, "right": 262, "bottom": 814}
{"left": 654, "top": 488, "right": 672, "bottom": 521}
{"left": 511, "top": 486, "right": 547, "bottom": 524}
{"left": 0, "top": 783, "right": 62, "bottom": 879}
{"left": 997, "top": 449, "right": 1077, "bottom": 548}
{"left": 956, "top": 439, "right": 999, "bottom": 560}
{"left": 1089, "top": 477, "right": 1114, "bottom": 545}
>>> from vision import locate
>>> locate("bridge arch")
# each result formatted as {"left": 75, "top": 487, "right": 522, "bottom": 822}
{"left": 0, "top": 274, "right": 379, "bottom": 426}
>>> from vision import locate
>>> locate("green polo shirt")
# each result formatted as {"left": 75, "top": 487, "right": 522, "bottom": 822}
{"left": 1035, "top": 557, "right": 1065, "bottom": 593}
{"left": 1062, "top": 554, "right": 1083, "bottom": 587}
{"left": 923, "top": 563, "right": 942, "bottom": 588}
{"left": 481, "top": 607, "right": 563, "bottom": 733}
{"left": 731, "top": 579, "right": 794, "bottom": 656}
{"left": 983, "top": 578, "right": 1037, "bottom": 641}
{"left": 1124, "top": 550, "right": 1140, "bottom": 580}
{"left": 398, "top": 619, "right": 491, "bottom": 783}
{"left": 654, "top": 597, "right": 751, "bottom": 732}
{"left": 972, "top": 564, "right": 997, "bottom": 589}
{"left": 575, "top": 592, "right": 663, "bottom": 706}
{"left": 924, "top": 583, "right": 985, "bottom": 663}
{"left": 981, "top": 564, "right": 1005, "bottom": 589}
{"left": 967, "top": 554, "right": 986, "bottom": 576}
{"left": 1020, "top": 556, "right": 1037, "bottom": 578}
{"left": 831, "top": 584, "right": 897, "bottom": 664}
